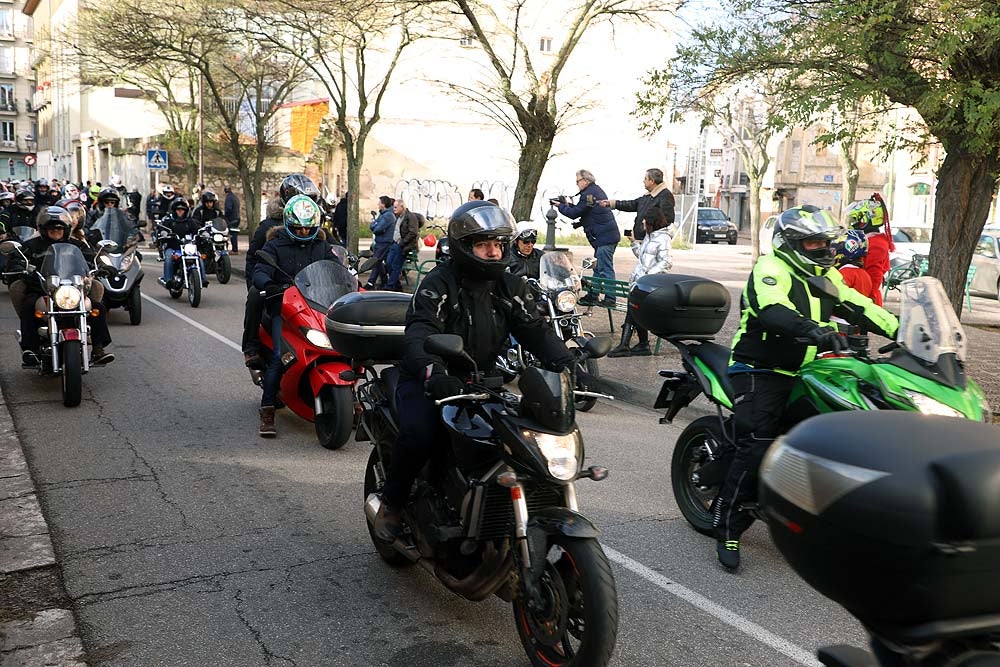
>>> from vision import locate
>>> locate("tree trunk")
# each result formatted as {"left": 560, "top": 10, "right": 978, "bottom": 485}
{"left": 345, "top": 156, "right": 362, "bottom": 254}
{"left": 748, "top": 176, "right": 763, "bottom": 261}
{"left": 928, "top": 149, "right": 1000, "bottom": 315}
{"left": 511, "top": 121, "right": 556, "bottom": 222}
{"left": 839, "top": 140, "right": 859, "bottom": 215}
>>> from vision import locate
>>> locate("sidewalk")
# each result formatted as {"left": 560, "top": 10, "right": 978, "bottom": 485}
{"left": 0, "top": 381, "right": 86, "bottom": 665}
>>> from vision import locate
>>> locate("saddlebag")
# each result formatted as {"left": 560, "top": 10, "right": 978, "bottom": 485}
{"left": 325, "top": 291, "right": 410, "bottom": 363}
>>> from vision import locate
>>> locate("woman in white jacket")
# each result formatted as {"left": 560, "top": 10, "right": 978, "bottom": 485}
{"left": 609, "top": 207, "right": 674, "bottom": 357}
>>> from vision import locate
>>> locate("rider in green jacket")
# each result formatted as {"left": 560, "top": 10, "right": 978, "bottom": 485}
{"left": 714, "top": 205, "right": 898, "bottom": 570}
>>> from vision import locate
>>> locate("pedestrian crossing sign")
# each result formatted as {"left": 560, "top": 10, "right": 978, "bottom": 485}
{"left": 146, "top": 149, "right": 168, "bottom": 170}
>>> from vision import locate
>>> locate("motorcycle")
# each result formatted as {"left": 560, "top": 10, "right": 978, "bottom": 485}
{"left": 250, "top": 252, "right": 359, "bottom": 449}
{"left": 196, "top": 219, "right": 232, "bottom": 284}
{"left": 497, "top": 252, "right": 604, "bottom": 411}
{"left": 330, "top": 292, "right": 619, "bottom": 665}
{"left": 641, "top": 274, "right": 989, "bottom": 535}
{"left": 1, "top": 226, "right": 38, "bottom": 285}
{"left": 0, "top": 240, "right": 104, "bottom": 407}
{"left": 89, "top": 209, "right": 144, "bottom": 325}
{"left": 155, "top": 223, "right": 206, "bottom": 308}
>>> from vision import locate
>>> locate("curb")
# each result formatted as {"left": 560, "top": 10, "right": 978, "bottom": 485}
{"left": 0, "top": 387, "right": 86, "bottom": 666}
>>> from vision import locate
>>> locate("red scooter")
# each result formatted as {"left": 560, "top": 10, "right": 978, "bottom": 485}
{"left": 251, "top": 254, "right": 359, "bottom": 449}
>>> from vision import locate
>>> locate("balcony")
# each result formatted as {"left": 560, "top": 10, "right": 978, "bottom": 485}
{"left": 0, "top": 100, "right": 14, "bottom": 113}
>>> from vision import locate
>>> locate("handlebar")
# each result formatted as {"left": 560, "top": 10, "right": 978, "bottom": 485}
{"left": 574, "top": 390, "right": 614, "bottom": 400}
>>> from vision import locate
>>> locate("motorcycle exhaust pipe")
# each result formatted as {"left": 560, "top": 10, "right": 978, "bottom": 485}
{"left": 364, "top": 492, "right": 381, "bottom": 526}
{"left": 365, "top": 493, "right": 421, "bottom": 563}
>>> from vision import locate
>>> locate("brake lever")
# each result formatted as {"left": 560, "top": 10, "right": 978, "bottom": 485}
{"left": 574, "top": 390, "right": 614, "bottom": 400}
{"left": 434, "top": 392, "right": 491, "bottom": 406}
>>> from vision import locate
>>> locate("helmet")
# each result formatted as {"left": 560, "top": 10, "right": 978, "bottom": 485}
{"left": 513, "top": 225, "right": 538, "bottom": 246}
{"left": 97, "top": 187, "right": 120, "bottom": 206}
{"left": 772, "top": 205, "right": 842, "bottom": 276}
{"left": 844, "top": 198, "right": 885, "bottom": 232}
{"left": 161, "top": 184, "right": 175, "bottom": 197}
{"left": 832, "top": 229, "right": 869, "bottom": 267}
{"left": 0, "top": 191, "right": 13, "bottom": 204}
{"left": 279, "top": 174, "right": 320, "bottom": 205}
{"left": 283, "top": 195, "right": 322, "bottom": 242}
{"left": 14, "top": 189, "right": 34, "bottom": 209}
{"left": 62, "top": 183, "right": 80, "bottom": 198}
{"left": 200, "top": 190, "right": 218, "bottom": 205}
{"left": 36, "top": 178, "right": 49, "bottom": 191}
{"left": 110, "top": 174, "right": 123, "bottom": 188}
{"left": 170, "top": 198, "right": 189, "bottom": 218}
{"left": 38, "top": 206, "right": 72, "bottom": 237}
{"left": 447, "top": 201, "right": 514, "bottom": 280}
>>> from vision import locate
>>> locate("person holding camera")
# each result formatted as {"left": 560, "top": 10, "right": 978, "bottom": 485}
{"left": 598, "top": 168, "right": 675, "bottom": 241}
{"left": 555, "top": 169, "right": 620, "bottom": 307}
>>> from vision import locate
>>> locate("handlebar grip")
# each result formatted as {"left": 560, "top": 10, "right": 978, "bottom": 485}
{"left": 878, "top": 341, "right": 900, "bottom": 354}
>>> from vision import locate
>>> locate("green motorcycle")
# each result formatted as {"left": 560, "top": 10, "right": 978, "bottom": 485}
{"left": 651, "top": 276, "right": 991, "bottom": 536}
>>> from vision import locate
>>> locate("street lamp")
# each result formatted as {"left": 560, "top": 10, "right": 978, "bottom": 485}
{"left": 544, "top": 203, "right": 559, "bottom": 251}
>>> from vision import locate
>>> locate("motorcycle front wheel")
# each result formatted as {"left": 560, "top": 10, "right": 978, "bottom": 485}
{"left": 314, "top": 385, "right": 353, "bottom": 450}
{"left": 513, "top": 536, "right": 618, "bottom": 667}
{"left": 187, "top": 268, "right": 201, "bottom": 308}
{"left": 362, "top": 448, "right": 412, "bottom": 567}
{"left": 671, "top": 415, "right": 731, "bottom": 536}
{"left": 216, "top": 254, "right": 232, "bottom": 284}
{"left": 128, "top": 287, "right": 142, "bottom": 325}
{"left": 61, "top": 340, "right": 83, "bottom": 408}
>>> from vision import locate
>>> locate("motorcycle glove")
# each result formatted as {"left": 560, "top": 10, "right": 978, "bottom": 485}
{"left": 810, "top": 327, "right": 849, "bottom": 354}
{"left": 264, "top": 284, "right": 285, "bottom": 299}
{"left": 571, "top": 221, "right": 583, "bottom": 229}
{"left": 425, "top": 373, "right": 465, "bottom": 401}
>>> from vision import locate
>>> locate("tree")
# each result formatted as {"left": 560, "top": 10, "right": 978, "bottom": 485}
{"left": 644, "top": 0, "right": 1000, "bottom": 313}
{"left": 439, "top": 0, "right": 678, "bottom": 221}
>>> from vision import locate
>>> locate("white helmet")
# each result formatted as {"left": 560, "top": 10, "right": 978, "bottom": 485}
{"left": 110, "top": 174, "right": 124, "bottom": 188}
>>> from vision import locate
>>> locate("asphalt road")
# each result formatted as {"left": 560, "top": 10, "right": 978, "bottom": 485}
{"left": 0, "top": 256, "right": 866, "bottom": 666}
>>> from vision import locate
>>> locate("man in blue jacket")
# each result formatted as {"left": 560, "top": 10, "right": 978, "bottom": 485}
{"left": 557, "top": 169, "right": 620, "bottom": 306}
{"left": 364, "top": 195, "right": 396, "bottom": 290}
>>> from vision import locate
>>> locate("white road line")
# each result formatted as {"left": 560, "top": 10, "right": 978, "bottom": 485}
{"left": 141, "top": 294, "right": 242, "bottom": 353}
{"left": 603, "top": 546, "right": 823, "bottom": 667}
{"left": 141, "top": 291, "right": 822, "bottom": 666}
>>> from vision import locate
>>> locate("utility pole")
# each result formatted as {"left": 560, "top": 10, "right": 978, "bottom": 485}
{"left": 198, "top": 70, "right": 204, "bottom": 187}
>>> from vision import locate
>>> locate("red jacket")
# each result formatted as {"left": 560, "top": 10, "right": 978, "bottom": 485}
{"left": 863, "top": 233, "right": 891, "bottom": 305}
{"left": 840, "top": 265, "right": 877, "bottom": 302}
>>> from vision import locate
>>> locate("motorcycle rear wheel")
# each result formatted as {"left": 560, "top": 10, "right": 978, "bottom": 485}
{"left": 128, "top": 287, "right": 142, "bottom": 325}
{"left": 363, "top": 448, "right": 412, "bottom": 567}
{"left": 513, "top": 536, "right": 618, "bottom": 667}
{"left": 671, "top": 415, "right": 730, "bottom": 536}
{"left": 61, "top": 340, "right": 83, "bottom": 408}
{"left": 315, "top": 385, "right": 353, "bottom": 450}
{"left": 187, "top": 269, "right": 201, "bottom": 308}
{"left": 216, "top": 254, "right": 232, "bottom": 284}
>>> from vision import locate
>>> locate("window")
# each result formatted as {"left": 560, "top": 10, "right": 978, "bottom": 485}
{"left": 459, "top": 31, "right": 473, "bottom": 47}
{"left": 976, "top": 236, "right": 997, "bottom": 259}
{"left": 0, "top": 10, "right": 11, "bottom": 38}
{"left": 539, "top": 37, "right": 553, "bottom": 53}
{"left": 0, "top": 120, "right": 14, "bottom": 145}
{"left": 0, "top": 83, "right": 12, "bottom": 110}
{"left": 0, "top": 47, "right": 12, "bottom": 73}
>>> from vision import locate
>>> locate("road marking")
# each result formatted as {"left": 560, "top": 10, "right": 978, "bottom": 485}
{"left": 603, "top": 546, "right": 823, "bottom": 667}
{"left": 142, "top": 293, "right": 821, "bottom": 666}
{"left": 141, "top": 294, "right": 242, "bottom": 353}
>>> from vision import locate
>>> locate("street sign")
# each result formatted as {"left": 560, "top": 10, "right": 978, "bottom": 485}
{"left": 146, "top": 149, "right": 168, "bottom": 170}
{"left": 23, "top": 153, "right": 36, "bottom": 166}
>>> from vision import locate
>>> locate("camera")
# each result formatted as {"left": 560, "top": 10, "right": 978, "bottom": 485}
{"left": 549, "top": 196, "right": 565, "bottom": 205}
{"left": 369, "top": 210, "right": 377, "bottom": 220}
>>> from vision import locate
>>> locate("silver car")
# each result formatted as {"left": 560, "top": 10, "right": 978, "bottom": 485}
{"left": 970, "top": 227, "right": 1000, "bottom": 301}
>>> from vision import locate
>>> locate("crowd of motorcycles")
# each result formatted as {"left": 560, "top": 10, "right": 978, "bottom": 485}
{"left": 3, "top": 200, "right": 1000, "bottom": 666}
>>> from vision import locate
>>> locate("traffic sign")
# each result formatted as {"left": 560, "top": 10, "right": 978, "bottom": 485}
{"left": 23, "top": 153, "right": 36, "bottom": 166}
{"left": 146, "top": 149, "right": 168, "bottom": 170}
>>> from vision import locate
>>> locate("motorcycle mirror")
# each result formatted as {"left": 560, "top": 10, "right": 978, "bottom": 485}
{"left": 425, "top": 334, "right": 477, "bottom": 369}
{"left": 97, "top": 240, "right": 117, "bottom": 249}
{"left": 582, "top": 257, "right": 595, "bottom": 270}
{"left": 583, "top": 336, "right": 613, "bottom": 359}
{"left": 0, "top": 240, "right": 21, "bottom": 255}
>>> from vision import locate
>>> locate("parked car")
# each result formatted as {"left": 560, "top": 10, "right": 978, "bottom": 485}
{"left": 696, "top": 208, "right": 738, "bottom": 244}
{"left": 890, "top": 223, "right": 933, "bottom": 267}
{"left": 970, "top": 227, "right": 1000, "bottom": 301}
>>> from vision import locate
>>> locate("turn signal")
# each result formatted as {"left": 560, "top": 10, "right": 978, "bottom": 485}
{"left": 585, "top": 466, "right": 609, "bottom": 481}
{"left": 91, "top": 309, "right": 100, "bottom": 317}
{"left": 496, "top": 471, "right": 518, "bottom": 487}
{"left": 34, "top": 310, "right": 44, "bottom": 319}
{"left": 200, "top": 253, "right": 207, "bottom": 259}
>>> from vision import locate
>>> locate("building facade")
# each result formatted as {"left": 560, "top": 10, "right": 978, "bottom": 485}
{"left": 1, "top": 0, "right": 35, "bottom": 181}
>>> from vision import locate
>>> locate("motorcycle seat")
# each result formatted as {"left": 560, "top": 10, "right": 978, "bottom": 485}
{"left": 381, "top": 365, "right": 401, "bottom": 418}
{"left": 687, "top": 341, "right": 735, "bottom": 403}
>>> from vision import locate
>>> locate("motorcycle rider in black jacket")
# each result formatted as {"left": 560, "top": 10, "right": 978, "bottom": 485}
{"left": 507, "top": 226, "right": 544, "bottom": 280}
{"left": 252, "top": 194, "right": 335, "bottom": 437}
{"left": 191, "top": 190, "right": 223, "bottom": 225}
{"left": 85, "top": 188, "right": 122, "bottom": 227}
{"left": 0, "top": 189, "right": 37, "bottom": 230}
{"left": 373, "top": 201, "right": 575, "bottom": 541}
{"left": 157, "top": 198, "right": 207, "bottom": 287}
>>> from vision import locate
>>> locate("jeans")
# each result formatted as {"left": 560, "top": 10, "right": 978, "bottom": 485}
{"left": 385, "top": 243, "right": 405, "bottom": 290}
{"left": 261, "top": 316, "right": 283, "bottom": 407}
{"left": 366, "top": 242, "right": 392, "bottom": 288}
{"left": 382, "top": 378, "right": 447, "bottom": 506}
{"left": 592, "top": 243, "right": 617, "bottom": 300}
{"left": 242, "top": 288, "right": 266, "bottom": 353}
{"left": 164, "top": 254, "right": 207, "bottom": 283}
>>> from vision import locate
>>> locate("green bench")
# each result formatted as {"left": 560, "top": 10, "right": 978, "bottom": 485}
{"left": 883, "top": 257, "right": 977, "bottom": 312}
{"left": 580, "top": 276, "right": 630, "bottom": 331}
{"left": 399, "top": 250, "right": 441, "bottom": 288}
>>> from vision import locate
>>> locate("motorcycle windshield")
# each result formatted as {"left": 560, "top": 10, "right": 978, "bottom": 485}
{"left": 40, "top": 243, "right": 90, "bottom": 280}
{"left": 295, "top": 260, "right": 357, "bottom": 311}
{"left": 11, "top": 226, "right": 38, "bottom": 243}
{"left": 897, "top": 276, "right": 967, "bottom": 364}
{"left": 211, "top": 219, "right": 228, "bottom": 232}
{"left": 538, "top": 252, "right": 580, "bottom": 292}
{"left": 92, "top": 209, "right": 138, "bottom": 249}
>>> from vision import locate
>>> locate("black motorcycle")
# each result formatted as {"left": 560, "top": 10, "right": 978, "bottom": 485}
{"left": 196, "top": 219, "right": 232, "bottom": 284}
{"left": 326, "top": 296, "right": 619, "bottom": 666}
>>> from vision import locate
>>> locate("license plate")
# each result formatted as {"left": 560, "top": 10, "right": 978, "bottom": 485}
{"left": 715, "top": 233, "right": 728, "bottom": 238}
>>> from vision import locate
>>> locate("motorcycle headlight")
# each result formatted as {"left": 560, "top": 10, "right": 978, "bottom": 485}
{"left": 98, "top": 255, "right": 114, "bottom": 267}
{"left": 555, "top": 290, "right": 577, "bottom": 313}
{"left": 183, "top": 243, "right": 198, "bottom": 255}
{"left": 54, "top": 285, "right": 81, "bottom": 310}
{"left": 904, "top": 390, "right": 964, "bottom": 418}
{"left": 303, "top": 328, "right": 333, "bottom": 349}
{"left": 120, "top": 254, "right": 133, "bottom": 271}
{"left": 213, "top": 233, "right": 225, "bottom": 243}
{"left": 530, "top": 430, "right": 582, "bottom": 481}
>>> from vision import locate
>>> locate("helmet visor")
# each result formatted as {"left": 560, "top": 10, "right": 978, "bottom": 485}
{"left": 449, "top": 205, "right": 514, "bottom": 240}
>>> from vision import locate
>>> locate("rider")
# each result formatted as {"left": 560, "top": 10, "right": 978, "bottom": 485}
{"left": 191, "top": 190, "right": 223, "bottom": 225}
{"left": 507, "top": 226, "right": 544, "bottom": 280}
{"left": 34, "top": 178, "right": 57, "bottom": 207}
{"left": 252, "top": 195, "right": 334, "bottom": 437}
{"left": 832, "top": 229, "right": 877, "bottom": 301}
{"left": 158, "top": 198, "right": 207, "bottom": 288}
{"left": 9, "top": 207, "right": 115, "bottom": 367}
{"left": 1, "top": 189, "right": 37, "bottom": 230}
{"left": 373, "top": 201, "right": 576, "bottom": 541}
{"left": 86, "top": 188, "right": 122, "bottom": 227}
{"left": 242, "top": 174, "right": 322, "bottom": 368}
{"left": 844, "top": 194, "right": 894, "bottom": 305}
{"left": 713, "top": 205, "right": 898, "bottom": 570}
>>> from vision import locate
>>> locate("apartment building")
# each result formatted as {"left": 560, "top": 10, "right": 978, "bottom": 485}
{"left": 0, "top": 0, "right": 35, "bottom": 180}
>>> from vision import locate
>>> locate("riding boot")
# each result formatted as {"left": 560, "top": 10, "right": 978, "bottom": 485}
{"left": 259, "top": 406, "right": 276, "bottom": 438}
{"left": 608, "top": 322, "right": 635, "bottom": 357}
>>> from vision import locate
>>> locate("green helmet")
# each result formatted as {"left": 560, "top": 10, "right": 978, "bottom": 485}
{"left": 844, "top": 198, "right": 885, "bottom": 232}
{"left": 283, "top": 194, "right": 322, "bottom": 243}
{"left": 772, "top": 205, "right": 842, "bottom": 276}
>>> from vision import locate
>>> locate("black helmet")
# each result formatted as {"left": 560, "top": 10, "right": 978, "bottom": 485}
{"left": 38, "top": 206, "right": 72, "bottom": 236}
{"left": 15, "top": 188, "right": 34, "bottom": 209}
{"left": 170, "top": 198, "right": 189, "bottom": 218}
{"left": 447, "top": 201, "right": 514, "bottom": 280}
{"left": 200, "top": 189, "right": 218, "bottom": 205}
{"left": 36, "top": 178, "right": 49, "bottom": 192}
{"left": 279, "top": 174, "right": 320, "bottom": 205}
{"left": 97, "top": 187, "right": 120, "bottom": 206}
{"left": 772, "top": 205, "right": 842, "bottom": 276}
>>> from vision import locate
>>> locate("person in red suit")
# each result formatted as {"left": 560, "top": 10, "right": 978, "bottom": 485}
{"left": 843, "top": 193, "right": 894, "bottom": 305}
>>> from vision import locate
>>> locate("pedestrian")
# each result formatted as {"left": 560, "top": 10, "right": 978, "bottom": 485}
{"left": 224, "top": 185, "right": 241, "bottom": 254}
{"left": 364, "top": 195, "right": 396, "bottom": 290}
{"left": 609, "top": 207, "right": 674, "bottom": 357}
{"left": 468, "top": 188, "right": 485, "bottom": 202}
{"left": 385, "top": 199, "right": 425, "bottom": 291}
{"left": 332, "top": 192, "right": 348, "bottom": 247}
{"left": 556, "top": 169, "right": 620, "bottom": 306}
{"left": 599, "top": 168, "right": 675, "bottom": 241}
